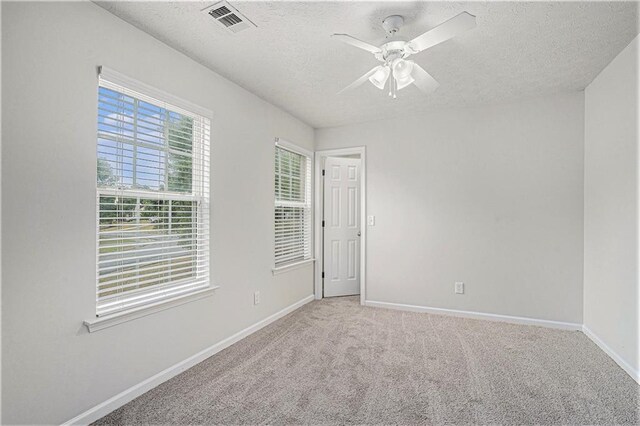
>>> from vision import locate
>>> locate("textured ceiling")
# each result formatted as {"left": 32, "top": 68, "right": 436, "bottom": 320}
{"left": 96, "top": 1, "right": 639, "bottom": 128}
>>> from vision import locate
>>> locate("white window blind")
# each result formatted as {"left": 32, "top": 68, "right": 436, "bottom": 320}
{"left": 96, "top": 68, "right": 211, "bottom": 317}
{"left": 274, "top": 140, "right": 312, "bottom": 266}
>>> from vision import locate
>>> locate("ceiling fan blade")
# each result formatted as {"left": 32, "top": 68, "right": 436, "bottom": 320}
{"left": 338, "top": 66, "right": 381, "bottom": 94}
{"left": 408, "top": 11, "right": 476, "bottom": 53}
{"left": 331, "top": 34, "right": 381, "bottom": 54}
{"left": 411, "top": 64, "right": 440, "bottom": 94}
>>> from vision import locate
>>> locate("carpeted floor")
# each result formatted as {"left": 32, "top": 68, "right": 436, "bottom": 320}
{"left": 94, "top": 296, "right": 639, "bottom": 425}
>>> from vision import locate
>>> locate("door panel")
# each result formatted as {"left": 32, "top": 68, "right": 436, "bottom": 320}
{"left": 331, "top": 187, "right": 340, "bottom": 226}
{"left": 323, "top": 157, "right": 361, "bottom": 297}
{"left": 348, "top": 240, "right": 356, "bottom": 279}
{"left": 348, "top": 187, "right": 357, "bottom": 227}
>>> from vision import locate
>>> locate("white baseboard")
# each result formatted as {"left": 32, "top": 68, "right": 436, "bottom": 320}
{"left": 63, "top": 294, "right": 315, "bottom": 425}
{"left": 582, "top": 325, "right": 640, "bottom": 384}
{"left": 364, "top": 300, "right": 582, "bottom": 331}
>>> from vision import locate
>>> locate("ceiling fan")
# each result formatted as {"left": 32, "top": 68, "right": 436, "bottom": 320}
{"left": 332, "top": 12, "right": 476, "bottom": 98}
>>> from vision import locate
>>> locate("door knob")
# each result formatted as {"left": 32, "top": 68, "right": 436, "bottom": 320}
{"left": 357, "top": 231, "right": 361, "bottom": 237}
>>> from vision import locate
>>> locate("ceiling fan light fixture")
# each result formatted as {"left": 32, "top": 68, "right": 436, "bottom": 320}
{"left": 368, "top": 66, "right": 390, "bottom": 90}
{"left": 395, "top": 74, "right": 415, "bottom": 90}
{"left": 392, "top": 59, "right": 413, "bottom": 80}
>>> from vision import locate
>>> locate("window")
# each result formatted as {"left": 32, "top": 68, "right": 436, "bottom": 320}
{"left": 274, "top": 139, "right": 312, "bottom": 267}
{"left": 96, "top": 67, "right": 211, "bottom": 317}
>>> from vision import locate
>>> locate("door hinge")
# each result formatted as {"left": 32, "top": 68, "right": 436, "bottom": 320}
{"left": 322, "top": 220, "right": 325, "bottom": 227}
{"left": 322, "top": 272, "right": 325, "bottom": 279}
{"left": 322, "top": 169, "right": 325, "bottom": 176}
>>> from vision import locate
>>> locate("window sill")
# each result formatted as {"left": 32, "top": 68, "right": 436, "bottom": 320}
{"left": 272, "top": 259, "right": 315, "bottom": 275}
{"left": 84, "top": 286, "right": 219, "bottom": 333}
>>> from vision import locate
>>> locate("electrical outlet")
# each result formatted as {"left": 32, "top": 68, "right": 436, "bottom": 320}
{"left": 455, "top": 282, "right": 464, "bottom": 294}
{"left": 254, "top": 291, "right": 260, "bottom": 305}
{"left": 368, "top": 215, "right": 375, "bottom": 226}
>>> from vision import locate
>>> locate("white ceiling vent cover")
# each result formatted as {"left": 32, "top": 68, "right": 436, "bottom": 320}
{"left": 202, "top": 1, "right": 257, "bottom": 34}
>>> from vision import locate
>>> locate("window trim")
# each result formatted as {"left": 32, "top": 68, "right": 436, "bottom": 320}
{"left": 98, "top": 66, "right": 212, "bottom": 119}
{"left": 84, "top": 286, "right": 220, "bottom": 332}
{"left": 272, "top": 258, "right": 315, "bottom": 275}
{"left": 89, "top": 66, "right": 213, "bottom": 326}
{"left": 275, "top": 137, "right": 313, "bottom": 159}
{"left": 273, "top": 138, "right": 314, "bottom": 273}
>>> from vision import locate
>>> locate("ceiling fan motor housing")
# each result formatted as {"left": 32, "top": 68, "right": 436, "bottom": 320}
{"left": 378, "top": 40, "right": 410, "bottom": 63}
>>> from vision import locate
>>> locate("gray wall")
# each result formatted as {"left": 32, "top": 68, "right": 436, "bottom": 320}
{"left": 584, "top": 35, "right": 639, "bottom": 376}
{"left": 316, "top": 92, "right": 585, "bottom": 323}
{"left": 1, "top": 2, "right": 314, "bottom": 424}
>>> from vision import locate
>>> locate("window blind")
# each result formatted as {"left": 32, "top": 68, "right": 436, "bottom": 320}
{"left": 274, "top": 141, "right": 312, "bottom": 266}
{"left": 96, "top": 69, "right": 211, "bottom": 317}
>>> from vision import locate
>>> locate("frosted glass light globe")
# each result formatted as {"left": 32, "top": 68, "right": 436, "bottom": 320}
{"left": 392, "top": 59, "right": 414, "bottom": 80}
{"left": 368, "top": 66, "right": 390, "bottom": 90}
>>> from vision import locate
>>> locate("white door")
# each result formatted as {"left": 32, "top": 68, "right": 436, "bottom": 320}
{"left": 323, "top": 157, "right": 361, "bottom": 297}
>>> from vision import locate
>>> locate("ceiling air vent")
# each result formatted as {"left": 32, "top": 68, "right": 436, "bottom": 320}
{"left": 202, "top": 1, "right": 257, "bottom": 34}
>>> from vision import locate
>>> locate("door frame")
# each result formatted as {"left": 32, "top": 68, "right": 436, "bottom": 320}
{"left": 314, "top": 146, "right": 366, "bottom": 304}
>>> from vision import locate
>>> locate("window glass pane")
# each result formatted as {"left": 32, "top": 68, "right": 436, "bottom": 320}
{"left": 97, "top": 88, "right": 195, "bottom": 195}
{"left": 275, "top": 206, "right": 306, "bottom": 263}
{"left": 291, "top": 178, "right": 302, "bottom": 202}
{"left": 168, "top": 151, "right": 192, "bottom": 193}
{"left": 98, "top": 196, "right": 198, "bottom": 299}
{"left": 136, "top": 146, "right": 165, "bottom": 191}
{"left": 275, "top": 147, "right": 306, "bottom": 203}
{"left": 168, "top": 114, "right": 193, "bottom": 154}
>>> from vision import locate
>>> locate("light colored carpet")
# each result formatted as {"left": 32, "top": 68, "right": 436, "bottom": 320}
{"left": 94, "top": 296, "right": 639, "bottom": 425}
